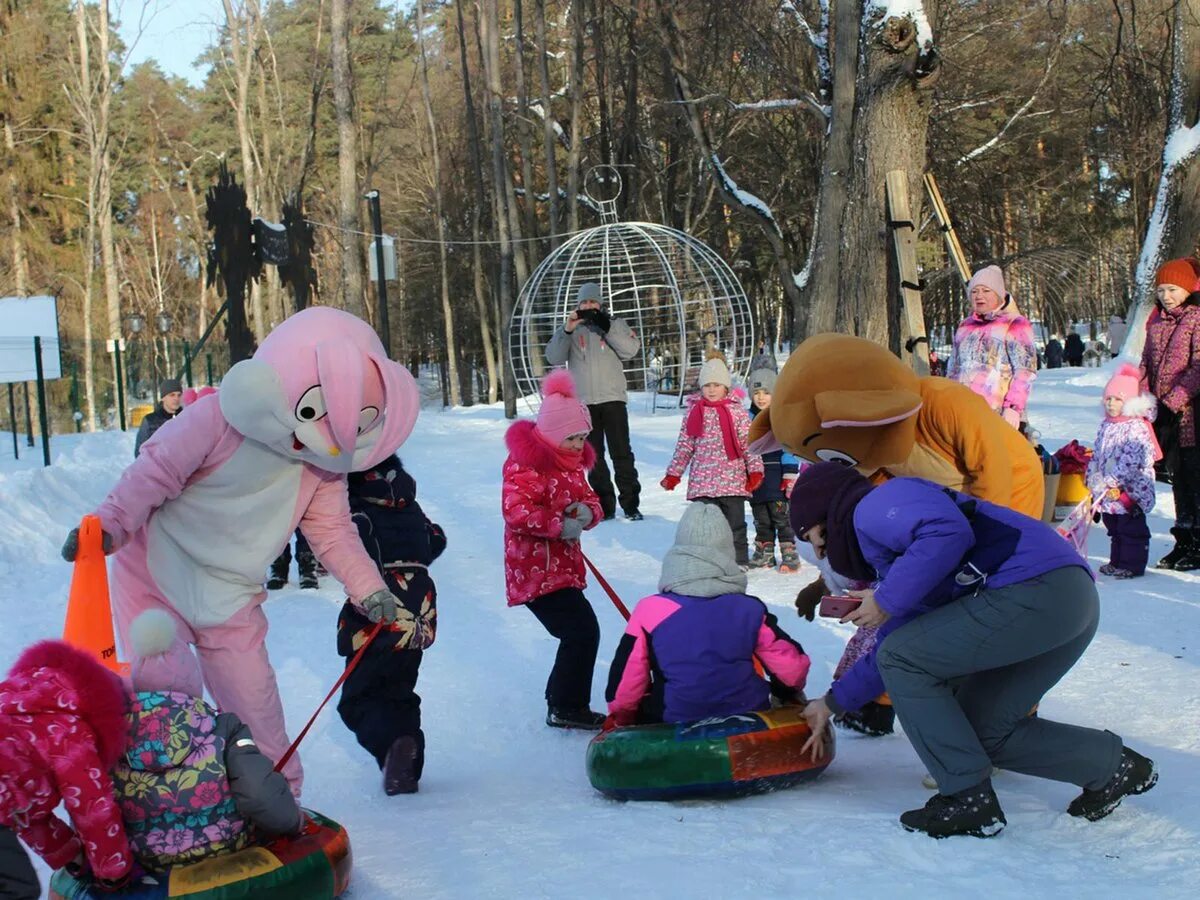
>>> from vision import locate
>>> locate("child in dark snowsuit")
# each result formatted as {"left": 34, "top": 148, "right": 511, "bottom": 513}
{"left": 607, "top": 501, "right": 810, "bottom": 726}
{"left": 116, "top": 611, "right": 302, "bottom": 871}
{"left": 746, "top": 369, "right": 800, "bottom": 572}
{"left": 338, "top": 454, "right": 445, "bottom": 794}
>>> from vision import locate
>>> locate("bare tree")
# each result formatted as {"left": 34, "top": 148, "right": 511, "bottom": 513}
{"left": 331, "top": 0, "right": 366, "bottom": 315}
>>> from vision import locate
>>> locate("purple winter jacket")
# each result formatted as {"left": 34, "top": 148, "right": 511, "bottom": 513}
{"left": 827, "top": 478, "right": 1091, "bottom": 714}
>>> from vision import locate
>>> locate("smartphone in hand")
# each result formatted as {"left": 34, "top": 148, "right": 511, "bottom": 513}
{"left": 819, "top": 595, "right": 863, "bottom": 619}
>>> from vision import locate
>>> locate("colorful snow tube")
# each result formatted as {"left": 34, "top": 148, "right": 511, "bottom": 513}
{"left": 49, "top": 809, "right": 351, "bottom": 900}
{"left": 587, "top": 705, "right": 834, "bottom": 800}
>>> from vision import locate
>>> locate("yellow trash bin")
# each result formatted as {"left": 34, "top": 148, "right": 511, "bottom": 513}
{"left": 1054, "top": 472, "right": 1089, "bottom": 520}
{"left": 129, "top": 404, "right": 154, "bottom": 428}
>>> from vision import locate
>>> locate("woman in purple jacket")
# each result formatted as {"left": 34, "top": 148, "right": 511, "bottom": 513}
{"left": 791, "top": 462, "right": 1158, "bottom": 839}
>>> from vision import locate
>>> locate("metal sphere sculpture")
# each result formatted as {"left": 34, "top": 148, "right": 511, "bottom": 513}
{"left": 509, "top": 168, "right": 754, "bottom": 410}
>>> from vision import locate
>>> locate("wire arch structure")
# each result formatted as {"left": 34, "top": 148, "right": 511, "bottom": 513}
{"left": 509, "top": 171, "right": 754, "bottom": 413}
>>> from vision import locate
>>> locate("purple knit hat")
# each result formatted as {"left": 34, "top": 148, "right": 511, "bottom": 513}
{"left": 789, "top": 462, "right": 871, "bottom": 535}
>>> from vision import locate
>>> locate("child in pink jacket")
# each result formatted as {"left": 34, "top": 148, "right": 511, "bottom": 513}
{"left": 661, "top": 355, "right": 763, "bottom": 566}
{"left": 503, "top": 370, "right": 606, "bottom": 730}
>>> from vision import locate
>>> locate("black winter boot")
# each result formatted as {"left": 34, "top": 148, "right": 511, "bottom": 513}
{"left": 900, "top": 780, "right": 1006, "bottom": 838}
{"left": 1171, "top": 529, "right": 1200, "bottom": 572}
{"left": 1156, "top": 528, "right": 1192, "bottom": 570}
{"left": 383, "top": 735, "right": 421, "bottom": 795}
{"left": 546, "top": 706, "right": 605, "bottom": 730}
{"left": 1067, "top": 747, "right": 1157, "bottom": 821}
{"left": 297, "top": 550, "right": 319, "bottom": 589}
{"left": 835, "top": 701, "right": 895, "bottom": 736}
{"left": 266, "top": 551, "right": 289, "bottom": 591}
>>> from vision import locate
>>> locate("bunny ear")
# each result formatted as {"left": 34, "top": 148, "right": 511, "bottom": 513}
{"left": 354, "top": 353, "right": 420, "bottom": 470}
{"left": 316, "top": 337, "right": 365, "bottom": 454}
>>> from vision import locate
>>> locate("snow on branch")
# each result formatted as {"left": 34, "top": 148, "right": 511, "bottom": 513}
{"left": 779, "top": 1, "right": 828, "bottom": 50}
{"left": 709, "top": 153, "right": 784, "bottom": 241}
{"left": 1164, "top": 122, "right": 1200, "bottom": 169}
{"left": 865, "top": 0, "right": 933, "bottom": 49}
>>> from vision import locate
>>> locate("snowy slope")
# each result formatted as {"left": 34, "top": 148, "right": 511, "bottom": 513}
{"left": 1, "top": 368, "right": 1198, "bottom": 899}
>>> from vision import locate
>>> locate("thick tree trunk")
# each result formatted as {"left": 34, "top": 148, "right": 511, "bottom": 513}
{"left": 802, "top": 1, "right": 939, "bottom": 344}
{"left": 565, "top": 1, "right": 585, "bottom": 231}
{"left": 533, "top": 0, "right": 561, "bottom": 246}
{"left": 481, "top": 0, "right": 518, "bottom": 418}
{"left": 513, "top": 2, "right": 540, "bottom": 251}
{"left": 3, "top": 119, "right": 27, "bottom": 296}
{"left": 417, "top": 0, "right": 460, "bottom": 407}
{"left": 331, "top": 0, "right": 366, "bottom": 316}
{"left": 1123, "top": 0, "right": 1200, "bottom": 360}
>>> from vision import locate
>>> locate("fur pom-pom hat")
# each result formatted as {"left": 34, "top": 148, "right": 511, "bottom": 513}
{"left": 698, "top": 350, "right": 732, "bottom": 390}
{"left": 129, "top": 609, "right": 204, "bottom": 698}
{"left": 1104, "top": 363, "right": 1156, "bottom": 420}
{"left": 536, "top": 369, "right": 592, "bottom": 444}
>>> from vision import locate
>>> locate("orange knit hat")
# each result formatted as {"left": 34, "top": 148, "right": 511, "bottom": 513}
{"left": 1155, "top": 258, "right": 1200, "bottom": 292}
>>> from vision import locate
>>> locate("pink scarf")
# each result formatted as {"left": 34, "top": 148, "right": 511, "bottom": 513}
{"left": 1106, "top": 415, "right": 1163, "bottom": 462}
{"left": 533, "top": 427, "right": 587, "bottom": 470}
{"left": 686, "top": 397, "right": 741, "bottom": 460}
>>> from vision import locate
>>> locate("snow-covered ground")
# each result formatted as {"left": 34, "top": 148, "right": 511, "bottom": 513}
{"left": 2, "top": 367, "right": 1197, "bottom": 899}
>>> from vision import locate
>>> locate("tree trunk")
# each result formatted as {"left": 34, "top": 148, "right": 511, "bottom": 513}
{"left": 565, "top": 1, "right": 585, "bottom": 231}
{"left": 417, "top": 0, "right": 460, "bottom": 407}
{"left": 1122, "top": 0, "right": 1200, "bottom": 360}
{"left": 3, "top": 119, "right": 27, "bottom": 296}
{"left": 533, "top": 0, "right": 561, "bottom": 246}
{"left": 481, "top": 0, "right": 518, "bottom": 418}
{"left": 514, "top": 2, "right": 540, "bottom": 252}
{"left": 802, "top": 1, "right": 939, "bottom": 344}
{"left": 455, "top": 0, "right": 499, "bottom": 404}
{"left": 331, "top": 0, "right": 366, "bottom": 316}
{"left": 96, "top": 0, "right": 120, "bottom": 356}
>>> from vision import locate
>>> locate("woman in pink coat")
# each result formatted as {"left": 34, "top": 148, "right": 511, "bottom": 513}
{"left": 946, "top": 265, "right": 1037, "bottom": 428}
{"left": 502, "top": 369, "right": 606, "bottom": 730}
{"left": 661, "top": 354, "right": 764, "bottom": 566}
{"left": 60, "top": 308, "right": 420, "bottom": 794}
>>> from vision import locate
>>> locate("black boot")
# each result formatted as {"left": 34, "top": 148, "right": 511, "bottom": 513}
{"left": 297, "top": 550, "right": 319, "bottom": 589}
{"left": 546, "top": 706, "right": 605, "bottom": 730}
{"left": 1172, "top": 529, "right": 1200, "bottom": 572}
{"left": 835, "top": 701, "right": 895, "bottom": 736}
{"left": 1156, "top": 528, "right": 1192, "bottom": 570}
{"left": 266, "top": 551, "right": 289, "bottom": 590}
{"left": 383, "top": 735, "right": 421, "bottom": 795}
{"left": 1067, "top": 747, "right": 1157, "bottom": 821}
{"left": 900, "top": 780, "right": 1006, "bottom": 838}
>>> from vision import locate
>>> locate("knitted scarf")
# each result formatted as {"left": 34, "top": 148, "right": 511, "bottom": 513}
{"left": 686, "top": 398, "right": 740, "bottom": 460}
{"left": 534, "top": 427, "right": 587, "bottom": 470}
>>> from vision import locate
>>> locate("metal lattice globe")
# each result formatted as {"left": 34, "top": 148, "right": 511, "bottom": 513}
{"left": 509, "top": 221, "right": 754, "bottom": 409}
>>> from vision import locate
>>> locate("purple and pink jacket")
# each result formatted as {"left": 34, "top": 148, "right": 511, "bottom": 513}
{"left": 666, "top": 395, "right": 763, "bottom": 500}
{"left": 605, "top": 592, "right": 810, "bottom": 725}
{"left": 826, "top": 478, "right": 1090, "bottom": 714}
{"left": 1140, "top": 304, "right": 1200, "bottom": 448}
{"left": 1086, "top": 415, "right": 1158, "bottom": 516}
{"left": 946, "top": 310, "right": 1037, "bottom": 415}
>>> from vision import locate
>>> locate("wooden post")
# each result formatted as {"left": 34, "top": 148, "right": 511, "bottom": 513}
{"left": 923, "top": 173, "right": 971, "bottom": 286}
{"left": 885, "top": 170, "right": 930, "bottom": 376}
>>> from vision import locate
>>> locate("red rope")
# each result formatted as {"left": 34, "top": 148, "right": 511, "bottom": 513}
{"left": 274, "top": 620, "right": 386, "bottom": 773}
{"left": 582, "top": 552, "right": 631, "bottom": 620}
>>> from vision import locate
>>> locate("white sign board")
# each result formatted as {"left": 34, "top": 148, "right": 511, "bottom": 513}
{"left": 0, "top": 295, "right": 62, "bottom": 383}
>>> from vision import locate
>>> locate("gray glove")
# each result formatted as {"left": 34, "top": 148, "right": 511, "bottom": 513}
{"left": 560, "top": 516, "right": 585, "bottom": 541}
{"left": 61, "top": 527, "right": 113, "bottom": 562}
{"left": 361, "top": 589, "right": 399, "bottom": 624}
{"left": 564, "top": 501, "right": 593, "bottom": 529}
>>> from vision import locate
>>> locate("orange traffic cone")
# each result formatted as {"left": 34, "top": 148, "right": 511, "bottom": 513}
{"left": 62, "top": 514, "right": 127, "bottom": 674}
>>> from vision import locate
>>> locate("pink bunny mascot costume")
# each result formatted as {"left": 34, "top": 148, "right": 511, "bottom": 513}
{"left": 80, "top": 308, "right": 419, "bottom": 793}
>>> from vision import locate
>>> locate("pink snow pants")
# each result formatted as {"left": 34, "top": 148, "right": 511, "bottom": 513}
{"left": 110, "top": 530, "right": 304, "bottom": 794}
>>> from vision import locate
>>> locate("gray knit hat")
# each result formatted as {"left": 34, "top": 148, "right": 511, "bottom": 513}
{"left": 576, "top": 282, "right": 603, "bottom": 305}
{"left": 697, "top": 356, "right": 732, "bottom": 390}
{"left": 658, "top": 501, "right": 748, "bottom": 597}
{"left": 748, "top": 369, "right": 777, "bottom": 395}
{"left": 159, "top": 378, "right": 183, "bottom": 397}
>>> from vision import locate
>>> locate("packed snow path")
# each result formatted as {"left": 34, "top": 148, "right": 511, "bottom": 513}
{"left": 2, "top": 368, "right": 1197, "bottom": 898}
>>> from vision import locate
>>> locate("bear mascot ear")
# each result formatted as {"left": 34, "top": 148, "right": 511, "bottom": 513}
{"left": 813, "top": 390, "right": 922, "bottom": 428}
{"left": 218, "top": 358, "right": 294, "bottom": 445}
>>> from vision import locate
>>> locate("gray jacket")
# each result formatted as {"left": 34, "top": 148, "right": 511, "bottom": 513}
{"left": 544, "top": 317, "right": 640, "bottom": 405}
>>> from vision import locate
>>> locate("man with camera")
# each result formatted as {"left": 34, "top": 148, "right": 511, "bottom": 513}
{"left": 544, "top": 282, "right": 643, "bottom": 521}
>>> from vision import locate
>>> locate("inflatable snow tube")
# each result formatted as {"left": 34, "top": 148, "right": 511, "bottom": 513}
{"left": 587, "top": 705, "right": 834, "bottom": 801}
{"left": 48, "top": 809, "right": 351, "bottom": 900}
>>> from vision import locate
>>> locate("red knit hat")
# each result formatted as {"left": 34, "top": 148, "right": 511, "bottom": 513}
{"left": 1155, "top": 258, "right": 1200, "bottom": 292}
{"left": 536, "top": 369, "right": 592, "bottom": 444}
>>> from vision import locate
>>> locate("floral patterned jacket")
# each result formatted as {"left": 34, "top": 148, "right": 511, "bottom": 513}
{"left": 666, "top": 395, "right": 763, "bottom": 500}
{"left": 1086, "top": 415, "right": 1159, "bottom": 516}
{"left": 946, "top": 310, "right": 1037, "bottom": 414}
{"left": 112, "top": 692, "right": 301, "bottom": 872}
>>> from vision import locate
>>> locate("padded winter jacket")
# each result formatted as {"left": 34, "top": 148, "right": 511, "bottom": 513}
{"left": 750, "top": 406, "right": 798, "bottom": 502}
{"left": 666, "top": 396, "right": 764, "bottom": 500}
{"left": 1140, "top": 304, "right": 1200, "bottom": 448}
{"left": 134, "top": 402, "right": 181, "bottom": 458}
{"left": 946, "top": 310, "right": 1037, "bottom": 414}
{"left": 0, "top": 642, "right": 132, "bottom": 883}
{"left": 502, "top": 420, "right": 604, "bottom": 605}
{"left": 829, "top": 478, "right": 1091, "bottom": 714}
{"left": 1086, "top": 416, "right": 1158, "bottom": 516}
{"left": 113, "top": 691, "right": 300, "bottom": 872}
{"left": 544, "top": 317, "right": 640, "bottom": 406}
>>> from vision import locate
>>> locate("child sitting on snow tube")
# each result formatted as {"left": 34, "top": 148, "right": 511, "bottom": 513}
{"left": 605, "top": 501, "right": 811, "bottom": 727}
{"left": 113, "top": 610, "right": 303, "bottom": 872}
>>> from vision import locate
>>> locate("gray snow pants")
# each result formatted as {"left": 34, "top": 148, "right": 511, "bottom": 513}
{"left": 877, "top": 565, "right": 1123, "bottom": 795}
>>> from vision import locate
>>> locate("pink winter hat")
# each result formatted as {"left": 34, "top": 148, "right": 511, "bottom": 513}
{"left": 536, "top": 369, "right": 592, "bottom": 444}
{"left": 967, "top": 265, "right": 1008, "bottom": 305}
{"left": 129, "top": 610, "right": 204, "bottom": 697}
{"left": 1104, "top": 363, "right": 1142, "bottom": 402}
